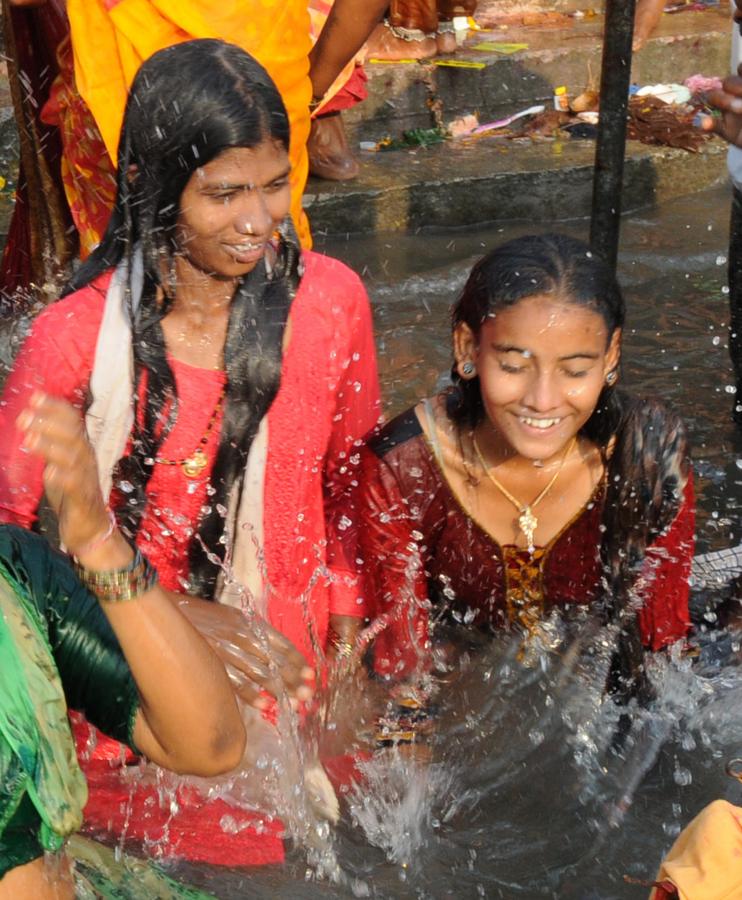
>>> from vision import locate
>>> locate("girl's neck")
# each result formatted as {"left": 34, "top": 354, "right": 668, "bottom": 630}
{"left": 470, "top": 421, "right": 584, "bottom": 475}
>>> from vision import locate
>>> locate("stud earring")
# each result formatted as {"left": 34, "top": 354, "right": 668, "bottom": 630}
{"left": 605, "top": 370, "right": 618, "bottom": 386}
{"left": 462, "top": 362, "right": 476, "bottom": 376}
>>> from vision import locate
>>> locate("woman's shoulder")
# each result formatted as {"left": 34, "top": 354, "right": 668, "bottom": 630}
{"left": 297, "top": 250, "right": 366, "bottom": 302}
{"left": 366, "top": 406, "right": 426, "bottom": 461}
{"left": 31, "top": 270, "right": 113, "bottom": 338}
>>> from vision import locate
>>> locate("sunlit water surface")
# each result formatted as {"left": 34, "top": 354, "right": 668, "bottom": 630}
{"left": 44, "top": 184, "right": 742, "bottom": 897}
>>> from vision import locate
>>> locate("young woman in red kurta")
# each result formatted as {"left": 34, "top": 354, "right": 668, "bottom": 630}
{"left": 0, "top": 41, "right": 380, "bottom": 865}
{"left": 359, "top": 234, "right": 692, "bottom": 702}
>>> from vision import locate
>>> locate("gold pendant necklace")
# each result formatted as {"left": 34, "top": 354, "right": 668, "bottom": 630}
{"left": 472, "top": 434, "right": 577, "bottom": 552}
{"left": 154, "top": 385, "right": 225, "bottom": 479}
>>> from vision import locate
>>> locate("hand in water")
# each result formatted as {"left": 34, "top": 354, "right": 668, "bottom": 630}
{"left": 16, "top": 392, "right": 110, "bottom": 555}
{"left": 701, "top": 66, "right": 742, "bottom": 148}
{"left": 176, "top": 598, "right": 315, "bottom": 709}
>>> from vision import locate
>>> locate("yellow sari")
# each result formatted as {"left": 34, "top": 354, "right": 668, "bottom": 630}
{"left": 67, "top": 0, "right": 313, "bottom": 247}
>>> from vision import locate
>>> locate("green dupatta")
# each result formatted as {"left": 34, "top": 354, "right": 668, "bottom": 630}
{"left": 0, "top": 564, "right": 87, "bottom": 854}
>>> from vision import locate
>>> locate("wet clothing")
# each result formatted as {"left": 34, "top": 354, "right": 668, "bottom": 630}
{"left": 359, "top": 406, "right": 694, "bottom": 679}
{"left": 0, "top": 525, "right": 138, "bottom": 878}
{"left": 0, "top": 249, "right": 380, "bottom": 867}
{"left": 0, "top": 249, "right": 379, "bottom": 661}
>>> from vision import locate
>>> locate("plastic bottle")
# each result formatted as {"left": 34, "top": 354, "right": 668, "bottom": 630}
{"left": 553, "top": 85, "right": 569, "bottom": 112}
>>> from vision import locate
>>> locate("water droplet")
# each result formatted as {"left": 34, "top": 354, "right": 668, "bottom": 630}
{"left": 716, "top": 255, "right": 727, "bottom": 266}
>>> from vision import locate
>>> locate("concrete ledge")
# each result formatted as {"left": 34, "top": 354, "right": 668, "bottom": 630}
{"left": 344, "top": 7, "right": 731, "bottom": 142}
{"left": 304, "top": 138, "right": 729, "bottom": 236}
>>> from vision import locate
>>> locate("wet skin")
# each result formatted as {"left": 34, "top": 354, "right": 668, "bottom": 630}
{"left": 433, "top": 293, "right": 621, "bottom": 548}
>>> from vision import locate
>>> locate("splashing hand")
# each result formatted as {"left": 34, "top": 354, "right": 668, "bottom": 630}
{"left": 177, "top": 598, "right": 315, "bottom": 709}
{"left": 16, "top": 392, "right": 109, "bottom": 556}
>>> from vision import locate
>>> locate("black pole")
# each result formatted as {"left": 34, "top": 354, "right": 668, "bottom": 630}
{"left": 589, "top": 0, "right": 637, "bottom": 273}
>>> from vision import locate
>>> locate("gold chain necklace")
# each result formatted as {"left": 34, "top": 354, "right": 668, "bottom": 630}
{"left": 472, "top": 434, "right": 577, "bottom": 552}
{"left": 154, "top": 385, "right": 225, "bottom": 479}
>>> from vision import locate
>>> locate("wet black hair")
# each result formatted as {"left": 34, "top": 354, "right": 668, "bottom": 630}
{"left": 447, "top": 234, "right": 689, "bottom": 704}
{"left": 63, "top": 39, "right": 300, "bottom": 597}
{"left": 448, "top": 232, "right": 624, "bottom": 438}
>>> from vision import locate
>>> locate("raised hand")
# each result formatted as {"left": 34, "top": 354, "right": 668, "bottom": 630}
{"left": 16, "top": 392, "right": 110, "bottom": 556}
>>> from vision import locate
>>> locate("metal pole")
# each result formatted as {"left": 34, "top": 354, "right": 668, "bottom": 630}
{"left": 589, "top": 0, "right": 637, "bottom": 273}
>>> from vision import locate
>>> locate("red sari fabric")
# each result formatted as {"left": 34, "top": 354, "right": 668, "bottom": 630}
{"left": 358, "top": 408, "right": 694, "bottom": 680}
{"left": 0, "top": 0, "right": 75, "bottom": 300}
{"left": 0, "top": 250, "right": 381, "bottom": 865}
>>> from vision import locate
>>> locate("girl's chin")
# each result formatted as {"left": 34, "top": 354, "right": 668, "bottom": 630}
{"left": 503, "top": 425, "right": 576, "bottom": 461}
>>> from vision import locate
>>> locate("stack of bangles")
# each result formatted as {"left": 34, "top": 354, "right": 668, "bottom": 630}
{"left": 374, "top": 695, "right": 433, "bottom": 747}
{"left": 73, "top": 514, "right": 159, "bottom": 602}
{"left": 328, "top": 627, "right": 355, "bottom": 660}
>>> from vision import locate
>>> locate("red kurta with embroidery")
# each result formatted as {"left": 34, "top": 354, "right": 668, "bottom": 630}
{"left": 359, "top": 408, "right": 694, "bottom": 680}
{"left": 0, "top": 250, "right": 380, "bottom": 865}
{"left": 0, "top": 250, "right": 379, "bottom": 657}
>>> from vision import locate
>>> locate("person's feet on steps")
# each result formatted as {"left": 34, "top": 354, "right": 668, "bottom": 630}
{"left": 366, "top": 21, "right": 437, "bottom": 60}
{"left": 308, "top": 112, "right": 360, "bottom": 181}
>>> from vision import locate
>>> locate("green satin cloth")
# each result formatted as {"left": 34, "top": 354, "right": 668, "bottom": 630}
{"left": 0, "top": 525, "right": 139, "bottom": 878}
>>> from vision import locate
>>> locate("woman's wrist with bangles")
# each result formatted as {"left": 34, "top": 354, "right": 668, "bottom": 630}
{"left": 328, "top": 626, "right": 355, "bottom": 659}
{"left": 74, "top": 545, "right": 159, "bottom": 603}
{"left": 70, "top": 511, "right": 160, "bottom": 604}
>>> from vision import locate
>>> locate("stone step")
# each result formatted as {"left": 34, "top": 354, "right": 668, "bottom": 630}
{"left": 344, "top": 4, "right": 730, "bottom": 143}
{"left": 303, "top": 135, "right": 728, "bottom": 235}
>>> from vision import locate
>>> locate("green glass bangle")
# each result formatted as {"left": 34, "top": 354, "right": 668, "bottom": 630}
{"left": 74, "top": 548, "right": 159, "bottom": 603}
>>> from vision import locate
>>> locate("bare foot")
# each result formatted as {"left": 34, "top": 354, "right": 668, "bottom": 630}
{"left": 308, "top": 113, "right": 360, "bottom": 182}
{"left": 633, "top": 0, "right": 665, "bottom": 51}
{"left": 435, "top": 29, "right": 457, "bottom": 54}
{"left": 366, "top": 22, "right": 437, "bottom": 60}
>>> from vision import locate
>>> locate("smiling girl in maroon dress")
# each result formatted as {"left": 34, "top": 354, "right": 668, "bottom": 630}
{"left": 359, "top": 234, "right": 692, "bottom": 702}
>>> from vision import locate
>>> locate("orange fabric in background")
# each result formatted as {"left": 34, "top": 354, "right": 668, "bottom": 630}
{"left": 66, "top": 0, "right": 313, "bottom": 247}
{"left": 649, "top": 800, "right": 742, "bottom": 900}
{"left": 40, "top": 36, "right": 116, "bottom": 257}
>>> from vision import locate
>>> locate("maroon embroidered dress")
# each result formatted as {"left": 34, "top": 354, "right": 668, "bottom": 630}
{"left": 359, "top": 408, "right": 694, "bottom": 680}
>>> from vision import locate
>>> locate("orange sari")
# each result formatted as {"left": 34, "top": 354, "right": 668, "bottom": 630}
{"left": 66, "top": 0, "right": 313, "bottom": 247}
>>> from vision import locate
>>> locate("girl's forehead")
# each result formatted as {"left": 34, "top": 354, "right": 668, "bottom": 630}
{"left": 485, "top": 294, "right": 609, "bottom": 332}
{"left": 480, "top": 295, "right": 613, "bottom": 351}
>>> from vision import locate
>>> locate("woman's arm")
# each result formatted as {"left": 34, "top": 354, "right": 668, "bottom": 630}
{"left": 308, "top": 0, "right": 388, "bottom": 100}
{"left": 636, "top": 475, "right": 695, "bottom": 651}
{"left": 17, "top": 392, "right": 246, "bottom": 775}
